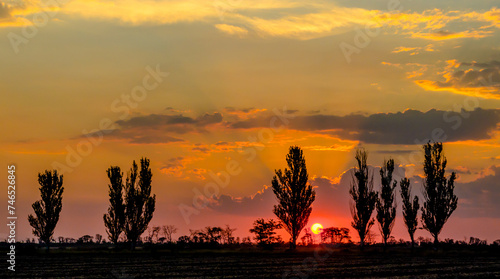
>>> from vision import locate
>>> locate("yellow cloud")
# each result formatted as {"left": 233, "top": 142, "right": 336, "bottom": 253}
{"left": 381, "top": 61, "right": 402, "bottom": 68}
{"left": 215, "top": 24, "right": 248, "bottom": 37}
{"left": 392, "top": 46, "right": 419, "bottom": 53}
{"left": 377, "top": 8, "right": 457, "bottom": 31}
{"left": 303, "top": 144, "right": 356, "bottom": 152}
{"left": 392, "top": 44, "right": 435, "bottom": 55}
{"left": 414, "top": 80, "right": 500, "bottom": 100}
{"left": 411, "top": 29, "right": 492, "bottom": 40}
{"left": 0, "top": 1, "right": 62, "bottom": 27}
{"left": 243, "top": 7, "right": 379, "bottom": 40}
{"left": 463, "top": 7, "right": 500, "bottom": 28}
{"left": 2, "top": 0, "right": 500, "bottom": 45}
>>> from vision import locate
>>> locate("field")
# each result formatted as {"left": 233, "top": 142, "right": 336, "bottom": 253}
{"left": 3, "top": 245, "right": 500, "bottom": 278}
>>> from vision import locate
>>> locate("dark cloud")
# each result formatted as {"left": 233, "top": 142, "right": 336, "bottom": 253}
{"left": 224, "top": 107, "right": 255, "bottom": 113}
{"left": 115, "top": 113, "right": 223, "bottom": 129}
{"left": 116, "top": 114, "right": 195, "bottom": 128}
{"left": 441, "top": 68, "right": 500, "bottom": 88}
{"left": 229, "top": 108, "right": 500, "bottom": 145}
{"left": 196, "top": 113, "right": 223, "bottom": 126}
{"left": 209, "top": 165, "right": 413, "bottom": 218}
{"left": 461, "top": 61, "right": 500, "bottom": 69}
{"left": 209, "top": 163, "right": 500, "bottom": 222}
{"left": 455, "top": 166, "right": 500, "bottom": 218}
{"left": 416, "top": 60, "right": 500, "bottom": 99}
{"left": 192, "top": 144, "right": 210, "bottom": 153}
{"left": 433, "top": 30, "right": 454, "bottom": 37}
{"left": 88, "top": 112, "right": 223, "bottom": 144}
{"left": 81, "top": 128, "right": 184, "bottom": 144}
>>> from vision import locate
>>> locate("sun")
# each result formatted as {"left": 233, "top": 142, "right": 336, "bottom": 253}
{"left": 311, "top": 223, "right": 323, "bottom": 234}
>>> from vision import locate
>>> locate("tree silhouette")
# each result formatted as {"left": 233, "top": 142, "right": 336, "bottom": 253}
{"left": 300, "top": 228, "right": 313, "bottom": 246}
{"left": 376, "top": 159, "right": 397, "bottom": 248}
{"left": 421, "top": 142, "right": 458, "bottom": 246}
{"left": 28, "top": 170, "right": 64, "bottom": 250}
{"left": 400, "top": 177, "right": 419, "bottom": 249}
{"left": 161, "top": 225, "right": 178, "bottom": 243}
{"left": 221, "top": 225, "right": 237, "bottom": 244}
{"left": 124, "top": 158, "right": 156, "bottom": 249}
{"left": 349, "top": 149, "right": 377, "bottom": 249}
{"left": 103, "top": 166, "right": 125, "bottom": 245}
{"left": 272, "top": 146, "right": 316, "bottom": 250}
{"left": 204, "top": 226, "right": 223, "bottom": 244}
{"left": 249, "top": 218, "right": 282, "bottom": 246}
{"left": 320, "top": 227, "right": 351, "bottom": 244}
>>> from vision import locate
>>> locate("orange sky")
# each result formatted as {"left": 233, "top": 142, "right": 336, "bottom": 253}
{"left": 1, "top": 0, "right": 500, "bottom": 243}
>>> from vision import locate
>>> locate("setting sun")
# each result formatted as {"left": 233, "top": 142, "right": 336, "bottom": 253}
{"left": 311, "top": 223, "right": 323, "bottom": 234}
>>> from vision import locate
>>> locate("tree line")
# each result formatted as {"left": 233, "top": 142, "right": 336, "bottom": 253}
{"left": 27, "top": 142, "right": 459, "bottom": 250}
{"left": 269, "top": 142, "right": 458, "bottom": 250}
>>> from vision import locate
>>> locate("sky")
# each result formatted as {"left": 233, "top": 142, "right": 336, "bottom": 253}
{"left": 1, "top": 0, "right": 500, "bottom": 244}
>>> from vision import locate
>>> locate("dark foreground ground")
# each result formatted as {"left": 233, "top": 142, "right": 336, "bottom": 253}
{"left": 3, "top": 246, "right": 500, "bottom": 278}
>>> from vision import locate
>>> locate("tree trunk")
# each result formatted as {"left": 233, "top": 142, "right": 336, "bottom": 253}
{"left": 290, "top": 235, "right": 297, "bottom": 250}
{"left": 410, "top": 235, "right": 415, "bottom": 251}
{"left": 433, "top": 235, "right": 439, "bottom": 248}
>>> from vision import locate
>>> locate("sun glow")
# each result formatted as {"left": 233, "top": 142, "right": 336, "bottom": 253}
{"left": 311, "top": 223, "right": 323, "bottom": 234}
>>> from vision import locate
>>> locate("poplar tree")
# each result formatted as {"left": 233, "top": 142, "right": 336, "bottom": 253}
{"left": 28, "top": 170, "right": 64, "bottom": 249}
{"left": 103, "top": 166, "right": 125, "bottom": 244}
{"left": 376, "top": 159, "right": 397, "bottom": 248}
{"left": 421, "top": 142, "right": 458, "bottom": 246}
{"left": 350, "top": 149, "right": 377, "bottom": 249}
{"left": 272, "top": 146, "right": 315, "bottom": 250}
{"left": 400, "top": 177, "right": 419, "bottom": 248}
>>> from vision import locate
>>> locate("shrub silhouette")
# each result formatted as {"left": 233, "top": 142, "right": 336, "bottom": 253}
{"left": 250, "top": 218, "right": 282, "bottom": 247}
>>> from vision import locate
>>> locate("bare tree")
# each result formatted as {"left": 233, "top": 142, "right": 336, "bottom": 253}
{"left": 95, "top": 234, "right": 103, "bottom": 244}
{"left": 124, "top": 158, "right": 156, "bottom": 249}
{"left": 28, "top": 170, "right": 64, "bottom": 250}
{"left": 400, "top": 177, "right": 419, "bottom": 248}
{"left": 421, "top": 142, "right": 458, "bottom": 246}
{"left": 161, "top": 225, "right": 178, "bottom": 243}
{"left": 349, "top": 149, "right": 377, "bottom": 249}
{"left": 272, "top": 146, "right": 316, "bottom": 250}
{"left": 103, "top": 166, "right": 125, "bottom": 245}
{"left": 376, "top": 159, "right": 397, "bottom": 248}
{"left": 221, "top": 225, "right": 236, "bottom": 244}
{"left": 146, "top": 226, "right": 161, "bottom": 243}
